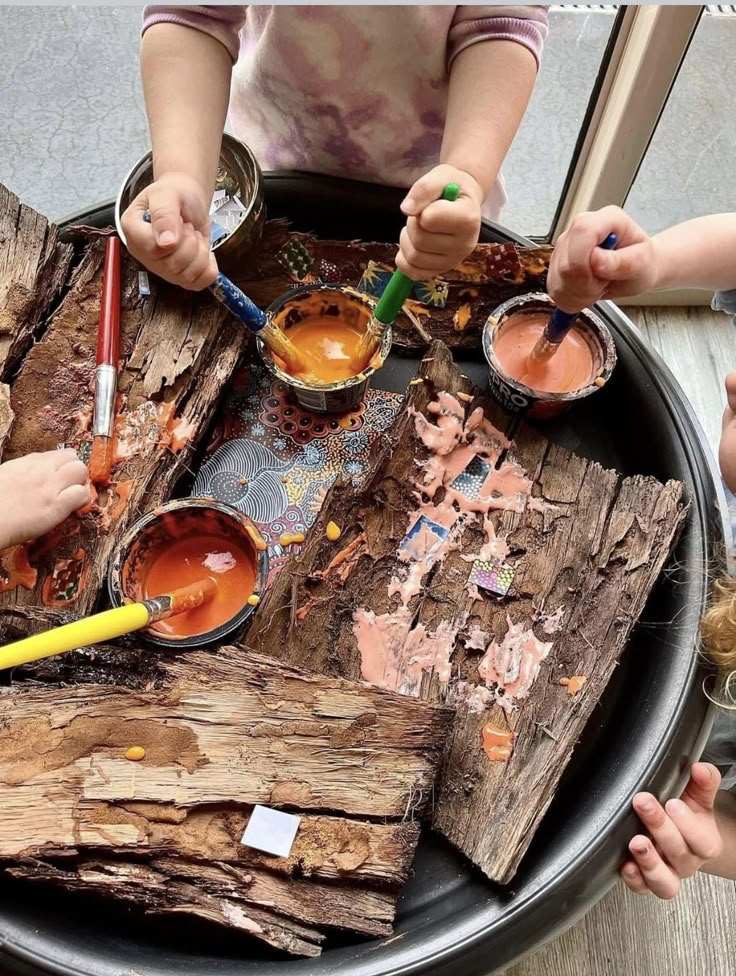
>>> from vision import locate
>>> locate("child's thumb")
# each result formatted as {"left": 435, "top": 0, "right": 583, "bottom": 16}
{"left": 146, "top": 185, "right": 184, "bottom": 249}
{"left": 684, "top": 762, "right": 721, "bottom": 811}
{"left": 591, "top": 244, "right": 648, "bottom": 282}
{"left": 401, "top": 173, "right": 444, "bottom": 216}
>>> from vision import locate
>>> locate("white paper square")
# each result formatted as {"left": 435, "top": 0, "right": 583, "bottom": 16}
{"left": 241, "top": 805, "right": 301, "bottom": 858}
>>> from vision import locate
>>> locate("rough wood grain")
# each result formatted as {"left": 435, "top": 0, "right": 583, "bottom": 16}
{"left": 0, "top": 645, "right": 451, "bottom": 954}
{"left": 0, "top": 236, "right": 248, "bottom": 627}
{"left": 0, "top": 382, "right": 14, "bottom": 457}
{"left": 0, "top": 184, "right": 73, "bottom": 379}
{"left": 246, "top": 341, "right": 687, "bottom": 883}
{"left": 232, "top": 220, "right": 552, "bottom": 353}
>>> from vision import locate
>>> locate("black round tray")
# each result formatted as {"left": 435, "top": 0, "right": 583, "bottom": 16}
{"left": 0, "top": 173, "right": 722, "bottom": 976}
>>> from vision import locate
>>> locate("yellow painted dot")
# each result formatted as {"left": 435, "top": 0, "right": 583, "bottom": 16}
{"left": 125, "top": 746, "right": 145, "bottom": 762}
{"left": 280, "top": 532, "right": 305, "bottom": 547}
{"left": 247, "top": 594, "right": 260, "bottom": 607}
{"left": 325, "top": 521, "right": 341, "bottom": 542}
{"left": 594, "top": 376, "right": 606, "bottom": 388}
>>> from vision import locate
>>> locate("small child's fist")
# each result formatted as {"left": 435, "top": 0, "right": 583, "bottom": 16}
{"left": 0, "top": 450, "right": 92, "bottom": 550}
{"left": 548, "top": 205, "right": 658, "bottom": 313}
{"left": 396, "top": 164, "right": 483, "bottom": 280}
{"left": 621, "top": 763, "right": 723, "bottom": 900}
{"left": 120, "top": 172, "right": 218, "bottom": 291}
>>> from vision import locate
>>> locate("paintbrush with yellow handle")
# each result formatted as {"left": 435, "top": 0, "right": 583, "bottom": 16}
{"left": 351, "top": 182, "right": 460, "bottom": 368}
{"left": 0, "top": 578, "right": 217, "bottom": 670}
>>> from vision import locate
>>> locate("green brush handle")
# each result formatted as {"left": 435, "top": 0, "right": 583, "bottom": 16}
{"left": 373, "top": 182, "right": 460, "bottom": 326}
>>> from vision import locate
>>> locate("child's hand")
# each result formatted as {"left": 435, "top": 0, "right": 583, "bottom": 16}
{"left": 621, "top": 763, "right": 723, "bottom": 899}
{"left": 120, "top": 172, "right": 218, "bottom": 291}
{"left": 719, "top": 371, "right": 736, "bottom": 494}
{"left": 548, "top": 206, "right": 659, "bottom": 313}
{"left": 397, "top": 164, "right": 483, "bottom": 280}
{"left": 0, "top": 450, "right": 91, "bottom": 550}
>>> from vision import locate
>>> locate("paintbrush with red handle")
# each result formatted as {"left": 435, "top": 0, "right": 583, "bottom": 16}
{"left": 88, "top": 236, "right": 122, "bottom": 485}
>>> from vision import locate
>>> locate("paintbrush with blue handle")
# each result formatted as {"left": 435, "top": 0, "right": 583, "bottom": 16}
{"left": 529, "top": 232, "right": 618, "bottom": 365}
{"left": 142, "top": 211, "right": 306, "bottom": 370}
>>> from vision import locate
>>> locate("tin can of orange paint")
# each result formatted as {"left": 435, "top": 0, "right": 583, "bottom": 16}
{"left": 258, "top": 284, "right": 392, "bottom": 414}
{"left": 482, "top": 293, "right": 617, "bottom": 420}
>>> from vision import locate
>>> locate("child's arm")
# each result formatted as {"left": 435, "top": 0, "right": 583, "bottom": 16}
{"left": 397, "top": 7, "right": 547, "bottom": 279}
{"left": 0, "top": 451, "right": 91, "bottom": 551}
{"left": 620, "top": 763, "right": 734, "bottom": 899}
{"left": 121, "top": 7, "right": 246, "bottom": 290}
{"left": 548, "top": 206, "right": 736, "bottom": 313}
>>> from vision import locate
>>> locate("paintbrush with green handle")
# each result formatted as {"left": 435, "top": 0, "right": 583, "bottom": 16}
{"left": 351, "top": 182, "right": 461, "bottom": 367}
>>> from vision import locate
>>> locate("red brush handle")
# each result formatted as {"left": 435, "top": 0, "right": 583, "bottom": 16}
{"left": 97, "top": 237, "right": 121, "bottom": 366}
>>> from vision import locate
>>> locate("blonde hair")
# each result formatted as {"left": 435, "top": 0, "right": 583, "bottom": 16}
{"left": 701, "top": 576, "right": 736, "bottom": 706}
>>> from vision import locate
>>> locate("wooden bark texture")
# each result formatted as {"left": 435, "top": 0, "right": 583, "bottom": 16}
{"left": 0, "top": 228, "right": 248, "bottom": 628}
{"left": 0, "top": 645, "right": 452, "bottom": 954}
{"left": 231, "top": 219, "right": 552, "bottom": 353}
{"left": 0, "top": 184, "right": 73, "bottom": 380}
{"left": 245, "top": 341, "right": 688, "bottom": 883}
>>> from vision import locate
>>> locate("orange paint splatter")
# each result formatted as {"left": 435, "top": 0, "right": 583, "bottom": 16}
{"left": 320, "top": 532, "right": 366, "bottom": 582}
{"left": 167, "top": 416, "right": 196, "bottom": 453}
{"left": 560, "top": 675, "right": 587, "bottom": 696}
{"left": 482, "top": 723, "right": 514, "bottom": 761}
{"left": 245, "top": 525, "right": 268, "bottom": 552}
{"left": 41, "top": 548, "right": 89, "bottom": 607}
{"left": 0, "top": 545, "right": 37, "bottom": 593}
{"left": 108, "top": 480, "right": 135, "bottom": 521}
{"left": 453, "top": 303, "right": 472, "bottom": 333}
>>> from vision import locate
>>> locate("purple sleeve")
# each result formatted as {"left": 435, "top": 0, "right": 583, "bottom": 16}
{"left": 142, "top": 5, "right": 248, "bottom": 63}
{"left": 448, "top": 5, "right": 549, "bottom": 69}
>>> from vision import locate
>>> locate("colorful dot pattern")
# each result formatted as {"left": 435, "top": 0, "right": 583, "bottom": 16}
{"left": 469, "top": 559, "right": 515, "bottom": 597}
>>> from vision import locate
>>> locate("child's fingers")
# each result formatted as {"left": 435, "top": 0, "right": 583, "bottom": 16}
{"left": 49, "top": 449, "right": 82, "bottom": 470}
{"left": 57, "top": 483, "right": 93, "bottom": 513}
{"left": 418, "top": 200, "right": 478, "bottom": 237}
{"left": 664, "top": 797, "right": 722, "bottom": 862}
{"left": 404, "top": 217, "right": 456, "bottom": 256}
{"left": 401, "top": 170, "right": 451, "bottom": 216}
{"left": 682, "top": 762, "right": 721, "bottom": 812}
{"left": 145, "top": 183, "right": 185, "bottom": 250}
{"left": 591, "top": 243, "right": 649, "bottom": 281}
{"left": 632, "top": 793, "right": 691, "bottom": 867}
{"left": 628, "top": 836, "right": 680, "bottom": 900}
{"left": 620, "top": 859, "right": 650, "bottom": 895}
{"left": 56, "top": 458, "right": 89, "bottom": 489}
{"left": 397, "top": 228, "right": 456, "bottom": 278}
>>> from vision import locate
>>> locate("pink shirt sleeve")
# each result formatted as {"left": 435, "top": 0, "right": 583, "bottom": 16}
{"left": 448, "top": 5, "right": 549, "bottom": 69}
{"left": 142, "top": 5, "right": 247, "bottom": 63}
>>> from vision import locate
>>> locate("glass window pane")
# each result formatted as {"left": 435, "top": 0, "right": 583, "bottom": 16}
{"left": 502, "top": 5, "right": 620, "bottom": 238}
{"left": 626, "top": 9, "right": 736, "bottom": 233}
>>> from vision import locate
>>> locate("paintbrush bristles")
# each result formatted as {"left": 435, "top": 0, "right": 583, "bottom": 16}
{"left": 88, "top": 436, "right": 114, "bottom": 486}
{"left": 351, "top": 315, "right": 384, "bottom": 368}
{"left": 260, "top": 321, "right": 308, "bottom": 373}
{"left": 166, "top": 577, "right": 218, "bottom": 617}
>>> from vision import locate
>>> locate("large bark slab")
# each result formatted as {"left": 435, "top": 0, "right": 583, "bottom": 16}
{"left": 0, "top": 645, "right": 451, "bottom": 954}
{"left": 0, "top": 184, "right": 73, "bottom": 380}
{"left": 246, "top": 341, "right": 687, "bottom": 883}
{"left": 0, "top": 236, "right": 248, "bottom": 626}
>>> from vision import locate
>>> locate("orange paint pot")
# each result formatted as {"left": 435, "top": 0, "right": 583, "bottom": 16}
{"left": 482, "top": 293, "right": 617, "bottom": 421}
{"left": 108, "top": 498, "right": 268, "bottom": 648}
{"left": 258, "top": 285, "right": 392, "bottom": 414}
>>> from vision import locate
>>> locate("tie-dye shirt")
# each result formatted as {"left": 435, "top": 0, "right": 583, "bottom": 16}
{"left": 142, "top": 5, "right": 549, "bottom": 221}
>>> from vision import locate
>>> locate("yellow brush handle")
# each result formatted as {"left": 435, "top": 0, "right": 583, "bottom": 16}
{"left": 0, "top": 603, "right": 151, "bottom": 669}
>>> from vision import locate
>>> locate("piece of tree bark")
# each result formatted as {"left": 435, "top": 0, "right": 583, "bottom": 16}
{"left": 0, "top": 237, "right": 248, "bottom": 626}
{"left": 245, "top": 341, "right": 687, "bottom": 883}
{"left": 0, "top": 383, "right": 14, "bottom": 458}
{"left": 0, "top": 184, "right": 73, "bottom": 380}
{"left": 0, "top": 645, "right": 450, "bottom": 953}
{"left": 231, "top": 220, "right": 551, "bottom": 353}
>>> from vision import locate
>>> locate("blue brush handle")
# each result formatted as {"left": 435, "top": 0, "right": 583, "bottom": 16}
{"left": 546, "top": 232, "right": 618, "bottom": 343}
{"left": 141, "top": 210, "right": 267, "bottom": 333}
{"left": 209, "top": 273, "right": 268, "bottom": 332}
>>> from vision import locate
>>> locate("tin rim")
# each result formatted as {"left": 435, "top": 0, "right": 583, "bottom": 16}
{"left": 482, "top": 292, "right": 617, "bottom": 404}
{"left": 107, "top": 497, "right": 269, "bottom": 648}
{"left": 114, "top": 133, "right": 263, "bottom": 254}
{"left": 257, "top": 283, "right": 393, "bottom": 393}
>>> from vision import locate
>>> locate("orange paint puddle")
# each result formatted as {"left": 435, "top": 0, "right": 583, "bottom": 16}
{"left": 494, "top": 313, "right": 595, "bottom": 393}
{"left": 141, "top": 533, "right": 255, "bottom": 638}
{"left": 0, "top": 545, "right": 37, "bottom": 593}
{"left": 560, "top": 675, "right": 587, "bottom": 696}
{"left": 482, "top": 723, "right": 514, "bottom": 761}
{"left": 277, "top": 317, "right": 370, "bottom": 385}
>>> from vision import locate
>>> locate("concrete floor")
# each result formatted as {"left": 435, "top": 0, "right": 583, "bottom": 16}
{"left": 1, "top": 6, "right": 734, "bottom": 235}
